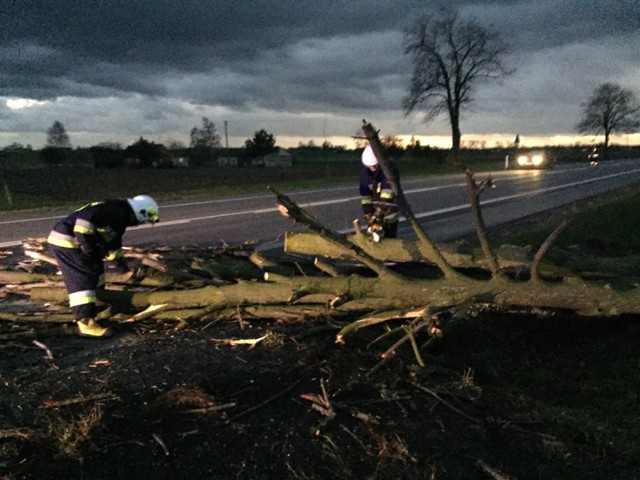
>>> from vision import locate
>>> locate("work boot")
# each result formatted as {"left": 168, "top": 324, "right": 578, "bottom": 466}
{"left": 77, "top": 318, "right": 112, "bottom": 338}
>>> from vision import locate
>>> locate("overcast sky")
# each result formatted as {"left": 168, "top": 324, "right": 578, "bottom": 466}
{"left": 1, "top": 0, "right": 639, "bottom": 149}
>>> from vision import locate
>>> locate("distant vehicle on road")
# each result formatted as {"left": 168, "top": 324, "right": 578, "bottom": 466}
{"left": 587, "top": 146, "right": 600, "bottom": 167}
{"left": 515, "top": 149, "right": 554, "bottom": 169}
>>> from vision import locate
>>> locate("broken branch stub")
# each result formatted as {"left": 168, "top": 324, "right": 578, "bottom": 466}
{"left": 360, "top": 120, "right": 460, "bottom": 279}
{"left": 269, "top": 186, "right": 402, "bottom": 281}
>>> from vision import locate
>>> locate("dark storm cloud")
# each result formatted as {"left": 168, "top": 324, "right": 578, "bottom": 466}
{"left": 1, "top": 0, "right": 425, "bottom": 99}
{"left": 2, "top": 0, "right": 637, "bottom": 99}
{"left": 0, "top": 0, "right": 638, "bottom": 145}
{"left": 468, "top": 0, "right": 640, "bottom": 50}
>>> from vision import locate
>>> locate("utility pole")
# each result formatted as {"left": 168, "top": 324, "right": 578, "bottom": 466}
{"left": 224, "top": 121, "right": 229, "bottom": 149}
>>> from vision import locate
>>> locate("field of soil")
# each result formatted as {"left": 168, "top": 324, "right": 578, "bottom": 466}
{"left": 2, "top": 238, "right": 640, "bottom": 480}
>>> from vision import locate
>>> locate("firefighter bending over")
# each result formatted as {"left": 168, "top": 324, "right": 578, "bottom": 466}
{"left": 47, "top": 195, "right": 159, "bottom": 338}
{"left": 359, "top": 145, "right": 400, "bottom": 242}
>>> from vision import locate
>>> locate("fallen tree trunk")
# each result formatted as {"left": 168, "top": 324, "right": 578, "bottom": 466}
{"left": 0, "top": 271, "right": 54, "bottom": 284}
{"left": 286, "top": 231, "right": 485, "bottom": 270}
{"left": 0, "top": 270, "right": 172, "bottom": 287}
{"left": 284, "top": 232, "right": 640, "bottom": 280}
{"left": 29, "top": 272, "right": 640, "bottom": 318}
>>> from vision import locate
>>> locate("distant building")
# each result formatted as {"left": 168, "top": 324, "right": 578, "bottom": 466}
{"left": 263, "top": 148, "right": 293, "bottom": 167}
{"left": 216, "top": 148, "right": 292, "bottom": 167}
{"left": 217, "top": 155, "right": 239, "bottom": 167}
{"left": 216, "top": 147, "right": 244, "bottom": 167}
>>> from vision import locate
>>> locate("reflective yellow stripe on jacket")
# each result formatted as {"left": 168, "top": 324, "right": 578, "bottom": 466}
{"left": 74, "top": 219, "right": 96, "bottom": 235}
{"left": 380, "top": 189, "right": 394, "bottom": 200}
{"left": 47, "top": 230, "right": 79, "bottom": 249}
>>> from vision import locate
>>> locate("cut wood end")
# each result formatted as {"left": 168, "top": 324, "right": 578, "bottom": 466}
{"left": 381, "top": 351, "right": 396, "bottom": 360}
{"left": 277, "top": 204, "right": 290, "bottom": 218}
{"left": 23, "top": 249, "right": 58, "bottom": 265}
{"left": 329, "top": 296, "right": 344, "bottom": 308}
{"left": 402, "top": 308, "right": 428, "bottom": 318}
{"left": 214, "top": 335, "right": 268, "bottom": 347}
{"left": 125, "top": 303, "right": 170, "bottom": 322}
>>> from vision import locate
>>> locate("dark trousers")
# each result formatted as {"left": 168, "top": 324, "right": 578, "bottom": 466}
{"left": 383, "top": 221, "right": 398, "bottom": 238}
{"left": 49, "top": 245, "right": 104, "bottom": 320}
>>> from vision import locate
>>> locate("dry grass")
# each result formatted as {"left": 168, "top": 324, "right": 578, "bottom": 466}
{"left": 51, "top": 404, "right": 103, "bottom": 458}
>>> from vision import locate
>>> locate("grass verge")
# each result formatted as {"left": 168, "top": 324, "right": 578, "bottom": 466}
{"left": 488, "top": 184, "right": 640, "bottom": 256}
{"left": 0, "top": 158, "right": 504, "bottom": 212}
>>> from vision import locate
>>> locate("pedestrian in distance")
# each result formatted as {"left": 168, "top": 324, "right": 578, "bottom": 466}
{"left": 47, "top": 195, "right": 159, "bottom": 338}
{"left": 359, "top": 145, "right": 400, "bottom": 242}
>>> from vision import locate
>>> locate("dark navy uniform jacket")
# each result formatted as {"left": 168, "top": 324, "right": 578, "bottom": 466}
{"left": 359, "top": 161, "right": 400, "bottom": 222}
{"left": 48, "top": 200, "right": 137, "bottom": 261}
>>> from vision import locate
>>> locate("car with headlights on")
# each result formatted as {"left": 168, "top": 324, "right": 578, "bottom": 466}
{"left": 515, "top": 149, "right": 554, "bottom": 169}
{"left": 587, "top": 145, "right": 600, "bottom": 167}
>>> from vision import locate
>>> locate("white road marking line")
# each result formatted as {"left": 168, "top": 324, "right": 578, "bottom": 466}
{"left": 1, "top": 167, "right": 639, "bottom": 248}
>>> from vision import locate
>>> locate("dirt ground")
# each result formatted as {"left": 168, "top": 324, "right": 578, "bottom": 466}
{"left": 2, "top": 246, "right": 640, "bottom": 480}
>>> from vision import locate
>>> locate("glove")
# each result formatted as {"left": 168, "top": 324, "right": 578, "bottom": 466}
{"left": 367, "top": 223, "right": 385, "bottom": 242}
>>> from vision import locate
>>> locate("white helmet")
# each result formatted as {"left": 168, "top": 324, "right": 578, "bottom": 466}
{"left": 127, "top": 195, "right": 159, "bottom": 224}
{"left": 361, "top": 145, "right": 378, "bottom": 167}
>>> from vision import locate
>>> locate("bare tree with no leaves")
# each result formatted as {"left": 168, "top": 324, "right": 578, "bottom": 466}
{"left": 46, "top": 121, "right": 71, "bottom": 149}
{"left": 190, "top": 117, "right": 221, "bottom": 150}
{"left": 576, "top": 83, "right": 640, "bottom": 160}
{"left": 403, "top": 9, "right": 513, "bottom": 161}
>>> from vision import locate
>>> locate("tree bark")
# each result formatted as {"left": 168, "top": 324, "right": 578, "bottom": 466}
{"left": 464, "top": 170, "right": 502, "bottom": 278}
{"left": 285, "top": 231, "right": 475, "bottom": 270}
{"left": 29, "top": 271, "right": 640, "bottom": 318}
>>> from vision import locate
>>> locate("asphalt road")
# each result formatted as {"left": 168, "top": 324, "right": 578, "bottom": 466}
{"left": 1, "top": 159, "right": 640, "bottom": 250}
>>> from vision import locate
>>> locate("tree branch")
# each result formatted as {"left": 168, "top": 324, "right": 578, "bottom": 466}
{"left": 361, "top": 120, "right": 462, "bottom": 279}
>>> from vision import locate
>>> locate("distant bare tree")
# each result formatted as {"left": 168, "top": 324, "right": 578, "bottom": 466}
{"left": 403, "top": 9, "right": 513, "bottom": 161}
{"left": 190, "top": 117, "right": 221, "bottom": 149}
{"left": 42, "top": 121, "right": 71, "bottom": 165}
{"left": 46, "top": 121, "right": 71, "bottom": 148}
{"left": 577, "top": 83, "right": 640, "bottom": 159}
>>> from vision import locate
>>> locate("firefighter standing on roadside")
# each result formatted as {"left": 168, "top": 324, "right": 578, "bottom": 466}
{"left": 47, "top": 195, "right": 159, "bottom": 338}
{"left": 359, "top": 145, "right": 400, "bottom": 241}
